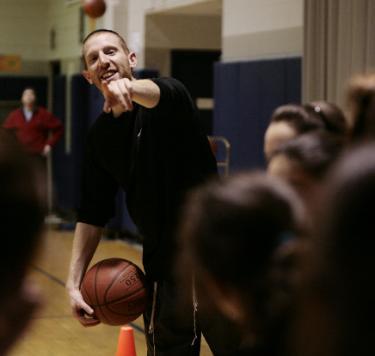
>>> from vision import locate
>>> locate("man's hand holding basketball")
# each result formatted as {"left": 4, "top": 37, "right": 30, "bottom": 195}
{"left": 67, "top": 286, "right": 100, "bottom": 327}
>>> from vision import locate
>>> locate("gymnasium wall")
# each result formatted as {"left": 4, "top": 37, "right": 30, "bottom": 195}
{"left": 46, "top": 1, "right": 84, "bottom": 62}
{"left": 0, "top": 0, "right": 87, "bottom": 76}
{"left": 145, "top": 14, "right": 221, "bottom": 50}
{"left": 222, "top": 0, "right": 303, "bottom": 62}
{"left": 214, "top": 0, "right": 303, "bottom": 171}
{"left": 0, "top": 0, "right": 304, "bottom": 228}
{"left": 145, "top": 13, "right": 221, "bottom": 76}
{"left": 0, "top": 0, "right": 49, "bottom": 76}
{"left": 214, "top": 57, "right": 301, "bottom": 171}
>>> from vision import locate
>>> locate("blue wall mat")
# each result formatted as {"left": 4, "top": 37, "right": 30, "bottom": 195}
{"left": 213, "top": 57, "right": 302, "bottom": 171}
{"left": 70, "top": 75, "right": 91, "bottom": 209}
{"left": 213, "top": 61, "right": 240, "bottom": 165}
{"left": 285, "top": 58, "right": 302, "bottom": 104}
{"left": 52, "top": 75, "right": 68, "bottom": 211}
{"left": 0, "top": 76, "right": 48, "bottom": 107}
{"left": 51, "top": 74, "right": 90, "bottom": 213}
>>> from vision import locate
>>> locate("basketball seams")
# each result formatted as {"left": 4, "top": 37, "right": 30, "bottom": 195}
{"left": 82, "top": 258, "right": 147, "bottom": 325}
{"left": 94, "top": 260, "right": 111, "bottom": 324}
{"left": 94, "top": 260, "right": 103, "bottom": 306}
{"left": 103, "top": 261, "right": 133, "bottom": 303}
{"left": 101, "top": 285, "right": 146, "bottom": 306}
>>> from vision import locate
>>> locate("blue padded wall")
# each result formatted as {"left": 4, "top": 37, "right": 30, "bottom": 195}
{"left": 0, "top": 76, "right": 48, "bottom": 106}
{"left": 52, "top": 75, "right": 91, "bottom": 213}
{"left": 52, "top": 75, "right": 68, "bottom": 211}
{"left": 213, "top": 57, "right": 301, "bottom": 171}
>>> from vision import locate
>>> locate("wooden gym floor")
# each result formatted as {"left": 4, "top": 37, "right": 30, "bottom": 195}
{"left": 9, "top": 229, "right": 213, "bottom": 356}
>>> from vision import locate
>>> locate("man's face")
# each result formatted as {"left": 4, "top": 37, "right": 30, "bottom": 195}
{"left": 21, "top": 89, "right": 36, "bottom": 107}
{"left": 82, "top": 32, "right": 137, "bottom": 92}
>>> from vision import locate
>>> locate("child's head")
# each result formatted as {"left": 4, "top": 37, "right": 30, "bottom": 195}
{"left": 0, "top": 129, "right": 45, "bottom": 353}
{"left": 179, "top": 173, "right": 304, "bottom": 336}
{"left": 295, "top": 143, "right": 375, "bottom": 356}
{"left": 264, "top": 105, "right": 313, "bottom": 161}
{"left": 268, "top": 132, "right": 343, "bottom": 209}
{"left": 265, "top": 102, "right": 347, "bottom": 162}
{"left": 304, "top": 101, "right": 348, "bottom": 137}
{"left": 0, "top": 130, "right": 45, "bottom": 288}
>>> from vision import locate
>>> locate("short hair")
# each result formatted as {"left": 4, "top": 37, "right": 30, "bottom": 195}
{"left": 22, "top": 87, "right": 36, "bottom": 96}
{"left": 271, "top": 131, "right": 344, "bottom": 180}
{"left": 270, "top": 104, "right": 323, "bottom": 134}
{"left": 82, "top": 29, "right": 130, "bottom": 68}
{"left": 304, "top": 101, "right": 348, "bottom": 137}
{"left": 0, "top": 129, "right": 45, "bottom": 292}
{"left": 178, "top": 172, "right": 304, "bottom": 328}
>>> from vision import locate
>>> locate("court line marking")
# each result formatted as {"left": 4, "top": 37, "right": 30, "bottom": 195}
{"left": 31, "top": 265, "right": 145, "bottom": 334}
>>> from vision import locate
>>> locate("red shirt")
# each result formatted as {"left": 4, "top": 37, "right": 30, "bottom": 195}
{"left": 3, "top": 107, "right": 63, "bottom": 154}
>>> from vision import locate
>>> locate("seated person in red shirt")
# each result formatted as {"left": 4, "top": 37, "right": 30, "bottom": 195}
{"left": 3, "top": 87, "right": 63, "bottom": 156}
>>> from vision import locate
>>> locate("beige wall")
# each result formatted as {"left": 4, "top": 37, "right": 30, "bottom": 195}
{"left": 0, "top": 0, "right": 50, "bottom": 75}
{"left": 0, "top": 0, "right": 304, "bottom": 75}
{"left": 46, "top": 1, "right": 82, "bottom": 61}
{"left": 47, "top": 0, "right": 85, "bottom": 76}
{"left": 222, "top": 0, "right": 303, "bottom": 62}
{"left": 0, "top": 0, "right": 49, "bottom": 60}
{"left": 146, "top": 14, "right": 221, "bottom": 49}
{"left": 0, "top": 0, "right": 85, "bottom": 76}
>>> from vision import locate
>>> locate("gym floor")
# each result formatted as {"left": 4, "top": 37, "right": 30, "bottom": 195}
{"left": 9, "top": 229, "right": 213, "bottom": 356}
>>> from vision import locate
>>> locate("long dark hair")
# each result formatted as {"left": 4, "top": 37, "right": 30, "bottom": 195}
{"left": 270, "top": 131, "right": 344, "bottom": 181}
{"left": 179, "top": 173, "right": 304, "bottom": 353}
{"left": 296, "top": 143, "right": 375, "bottom": 356}
{"left": 304, "top": 101, "right": 348, "bottom": 137}
{"left": 270, "top": 104, "right": 319, "bottom": 134}
{"left": 0, "top": 129, "right": 45, "bottom": 292}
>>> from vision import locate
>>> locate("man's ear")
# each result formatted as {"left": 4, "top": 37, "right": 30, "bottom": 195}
{"left": 128, "top": 52, "right": 137, "bottom": 69}
{"left": 82, "top": 70, "right": 93, "bottom": 85}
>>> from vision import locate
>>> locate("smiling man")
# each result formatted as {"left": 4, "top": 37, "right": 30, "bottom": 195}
{"left": 65, "top": 29, "right": 241, "bottom": 355}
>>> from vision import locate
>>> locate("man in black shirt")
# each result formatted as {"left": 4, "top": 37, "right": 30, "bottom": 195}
{"left": 66, "top": 29, "right": 240, "bottom": 355}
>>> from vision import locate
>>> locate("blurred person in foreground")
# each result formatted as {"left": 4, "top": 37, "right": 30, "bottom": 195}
{"left": 294, "top": 143, "right": 375, "bottom": 356}
{"left": 178, "top": 173, "right": 305, "bottom": 355}
{"left": 0, "top": 129, "right": 45, "bottom": 354}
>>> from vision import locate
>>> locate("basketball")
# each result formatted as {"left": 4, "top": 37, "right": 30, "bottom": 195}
{"left": 81, "top": 258, "right": 147, "bottom": 326}
{"left": 82, "top": 0, "right": 106, "bottom": 19}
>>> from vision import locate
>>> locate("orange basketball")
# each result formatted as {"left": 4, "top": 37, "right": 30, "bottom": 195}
{"left": 82, "top": 0, "right": 106, "bottom": 19}
{"left": 81, "top": 258, "right": 147, "bottom": 326}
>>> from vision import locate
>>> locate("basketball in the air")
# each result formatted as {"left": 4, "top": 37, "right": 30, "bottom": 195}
{"left": 82, "top": 0, "right": 106, "bottom": 19}
{"left": 81, "top": 258, "right": 147, "bottom": 326}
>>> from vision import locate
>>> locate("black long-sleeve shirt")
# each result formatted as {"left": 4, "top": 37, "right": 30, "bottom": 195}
{"left": 77, "top": 77, "right": 217, "bottom": 280}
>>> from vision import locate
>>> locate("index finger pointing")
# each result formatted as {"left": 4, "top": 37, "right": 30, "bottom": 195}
{"left": 101, "top": 81, "right": 114, "bottom": 100}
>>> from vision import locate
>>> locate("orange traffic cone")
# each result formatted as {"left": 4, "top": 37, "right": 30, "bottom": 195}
{"left": 116, "top": 326, "right": 137, "bottom": 356}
